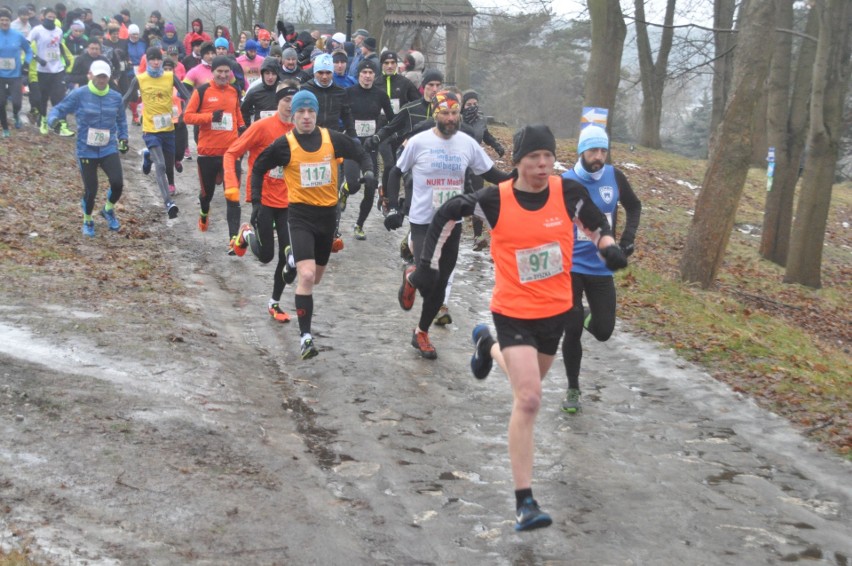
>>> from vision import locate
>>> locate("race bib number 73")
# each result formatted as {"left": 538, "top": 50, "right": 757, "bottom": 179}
{"left": 516, "top": 242, "right": 563, "bottom": 283}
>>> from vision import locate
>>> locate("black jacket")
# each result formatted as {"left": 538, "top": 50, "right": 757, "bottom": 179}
{"left": 302, "top": 80, "right": 354, "bottom": 137}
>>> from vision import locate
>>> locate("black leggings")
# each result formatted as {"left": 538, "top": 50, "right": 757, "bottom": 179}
{"left": 78, "top": 153, "right": 123, "bottom": 215}
{"left": 464, "top": 169, "right": 485, "bottom": 238}
{"left": 343, "top": 147, "right": 378, "bottom": 228}
{"left": 36, "top": 71, "right": 66, "bottom": 117}
{"left": 249, "top": 205, "right": 290, "bottom": 301}
{"left": 562, "top": 272, "right": 617, "bottom": 390}
{"left": 197, "top": 155, "right": 241, "bottom": 237}
{"left": 410, "top": 222, "right": 461, "bottom": 332}
{"left": 0, "top": 77, "right": 23, "bottom": 130}
{"left": 174, "top": 123, "right": 188, "bottom": 163}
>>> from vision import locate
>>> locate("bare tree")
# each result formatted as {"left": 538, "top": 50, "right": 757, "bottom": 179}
{"left": 634, "top": 0, "right": 676, "bottom": 149}
{"left": 680, "top": 0, "right": 776, "bottom": 288}
{"left": 331, "top": 0, "right": 387, "bottom": 43}
{"left": 784, "top": 0, "right": 852, "bottom": 288}
{"left": 760, "top": 4, "right": 819, "bottom": 266}
{"left": 710, "top": 0, "right": 736, "bottom": 134}
{"left": 583, "top": 0, "right": 626, "bottom": 136}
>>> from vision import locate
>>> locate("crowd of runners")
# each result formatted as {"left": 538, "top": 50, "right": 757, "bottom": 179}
{"left": 0, "top": 4, "right": 642, "bottom": 533}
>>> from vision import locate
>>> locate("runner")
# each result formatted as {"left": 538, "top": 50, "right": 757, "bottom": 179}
{"left": 342, "top": 59, "right": 394, "bottom": 241}
{"left": 123, "top": 46, "right": 191, "bottom": 218}
{"left": 560, "top": 125, "right": 641, "bottom": 413}
{"left": 0, "top": 8, "right": 33, "bottom": 137}
{"left": 250, "top": 90, "right": 376, "bottom": 360}
{"left": 28, "top": 6, "right": 73, "bottom": 135}
{"left": 227, "top": 81, "right": 299, "bottom": 322}
{"left": 240, "top": 56, "right": 281, "bottom": 125}
{"left": 183, "top": 55, "right": 245, "bottom": 251}
{"left": 47, "top": 60, "right": 128, "bottom": 236}
{"left": 382, "top": 91, "right": 511, "bottom": 359}
{"left": 408, "top": 124, "right": 628, "bottom": 530}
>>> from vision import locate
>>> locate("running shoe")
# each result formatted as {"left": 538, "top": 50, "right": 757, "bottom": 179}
{"left": 282, "top": 245, "right": 297, "bottom": 284}
{"left": 470, "top": 324, "right": 494, "bottom": 379}
{"left": 561, "top": 388, "right": 582, "bottom": 414}
{"left": 411, "top": 330, "right": 437, "bottom": 359}
{"left": 300, "top": 336, "right": 319, "bottom": 360}
{"left": 167, "top": 202, "right": 179, "bottom": 219}
{"left": 168, "top": 184, "right": 177, "bottom": 196}
{"left": 184, "top": 148, "right": 192, "bottom": 160}
{"left": 58, "top": 121, "right": 75, "bottom": 137}
{"left": 142, "top": 150, "right": 152, "bottom": 175}
{"left": 174, "top": 160, "right": 183, "bottom": 173}
{"left": 331, "top": 236, "right": 344, "bottom": 253}
{"left": 1, "top": 130, "right": 9, "bottom": 139}
{"left": 198, "top": 213, "right": 208, "bottom": 232}
{"left": 472, "top": 235, "right": 489, "bottom": 251}
{"left": 398, "top": 264, "right": 417, "bottom": 311}
{"left": 515, "top": 497, "right": 552, "bottom": 531}
{"left": 38, "top": 116, "right": 48, "bottom": 135}
{"left": 227, "top": 236, "right": 238, "bottom": 256}
{"left": 353, "top": 225, "right": 366, "bottom": 240}
{"left": 268, "top": 303, "right": 291, "bottom": 323}
{"left": 13, "top": 114, "right": 22, "bottom": 129}
{"left": 399, "top": 234, "right": 414, "bottom": 263}
{"left": 338, "top": 182, "right": 349, "bottom": 211}
{"left": 434, "top": 305, "right": 452, "bottom": 326}
{"left": 234, "top": 223, "right": 252, "bottom": 257}
{"left": 81, "top": 220, "right": 95, "bottom": 237}
{"left": 100, "top": 206, "right": 120, "bottom": 231}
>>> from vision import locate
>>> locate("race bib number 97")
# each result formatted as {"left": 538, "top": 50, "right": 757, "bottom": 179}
{"left": 516, "top": 242, "right": 563, "bottom": 283}
{"left": 299, "top": 162, "right": 331, "bottom": 187}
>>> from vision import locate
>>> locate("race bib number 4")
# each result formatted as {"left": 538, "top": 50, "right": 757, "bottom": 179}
{"left": 432, "top": 187, "right": 461, "bottom": 208}
{"left": 86, "top": 127, "right": 110, "bottom": 147}
{"left": 211, "top": 112, "right": 233, "bottom": 131}
{"left": 299, "top": 162, "right": 331, "bottom": 187}
{"left": 152, "top": 113, "right": 172, "bottom": 130}
{"left": 355, "top": 119, "right": 376, "bottom": 137}
{"left": 0, "top": 58, "right": 16, "bottom": 70}
{"left": 516, "top": 242, "right": 563, "bottom": 283}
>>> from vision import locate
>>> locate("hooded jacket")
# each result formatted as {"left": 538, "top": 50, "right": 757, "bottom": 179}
{"left": 302, "top": 78, "right": 354, "bottom": 137}
{"left": 183, "top": 19, "right": 211, "bottom": 55}
{"left": 161, "top": 30, "right": 185, "bottom": 59}
{"left": 403, "top": 50, "right": 424, "bottom": 86}
{"left": 293, "top": 30, "right": 314, "bottom": 68}
{"left": 240, "top": 56, "right": 280, "bottom": 125}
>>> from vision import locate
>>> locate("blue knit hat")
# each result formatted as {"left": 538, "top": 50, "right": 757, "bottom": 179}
{"left": 313, "top": 53, "right": 334, "bottom": 73}
{"left": 244, "top": 39, "right": 259, "bottom": 51}
{"left": 578, "top": 125, "right": 609, "bottom": 154}
{"left": 214, "top": 37, "right": 229, "bottom": 49}
{"left": 291, "top": 90, "right": 319, "bottom": 113}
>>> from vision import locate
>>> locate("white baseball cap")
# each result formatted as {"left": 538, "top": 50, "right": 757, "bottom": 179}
{"left": 89, "top": 60, "right": 112, "bottom": 77}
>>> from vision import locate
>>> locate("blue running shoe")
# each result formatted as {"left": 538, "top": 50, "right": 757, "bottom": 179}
{"left": 2, "top": 130, "right": 9, "bottom": 139}
{"left": 515, "top": 497, "right": 552, "bottom": 532}
{"left": 142, "top": 149, "right": 152, "bottom": 175}
{"left": 82, "top": 220, "right": 95, "bottom": 237}
{"left": 101, "top": 206, "right": 120, "bottom": 231}
{"left": 14, "top": 114, "right": 22, "bottom": 129}
{"left": 470, "top": 324, "right": 494, "bottom": 379}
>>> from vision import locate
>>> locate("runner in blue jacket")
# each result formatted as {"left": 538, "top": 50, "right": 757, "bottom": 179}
{"left": 0, "top": 8, "right": 33, "bottom": 136}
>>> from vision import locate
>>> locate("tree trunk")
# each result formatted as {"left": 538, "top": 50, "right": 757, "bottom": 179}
{"left": 784, "top": 0, "right": 852, "bottom": 288}
{"left": 749, "top": 88, "right": 768, "bottom": 165}
{"left": 680, "top": 0, "right": 776, "bottom": 288}
{"left": 710, "top": 0, "right": 737, "bottom": 134}
{"left": 583, "top": 0, "right": 626, "bottom": 137}
{"left": 332, "top": 0, "right": 387, "bottom": 42}
{"left": 635, "top": 0, "right": 676, "bottom": 149}
{"left": 760, "top": 4, "right": 819, "bottom": 265}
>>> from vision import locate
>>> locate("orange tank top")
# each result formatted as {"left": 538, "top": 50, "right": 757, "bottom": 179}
{"left": 284, "top": 128, "right": 338, "bottom": 207}
{"left": 489, "top": 176, "right": 574, "bottom": 319}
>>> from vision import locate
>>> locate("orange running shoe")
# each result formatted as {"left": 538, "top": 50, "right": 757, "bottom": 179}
{"left": 411, "top": 329, "right": 437, "bottom": 359}
{"left": 331, "top": 237, "right": 344, "bottom": 253}
{"left": 234, "top": 223, "right": 252, "bottom": 257}
{"left": 398, "top": 264, "right": 417, "bottom": 311}
{"left": 198, "top": 213, "right": 209, "bottom": 232}
{"left": 268, "top": 303, "right": 291, "bottom": 323}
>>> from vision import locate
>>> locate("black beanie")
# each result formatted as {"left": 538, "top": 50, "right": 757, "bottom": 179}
{"left": 462, "top": 89, "right": 479, "bottom": 106}
{"left": 145, "top": 46, "right": 163, "bottom": 60}
{"left": 211, "top": 55, "right": 231, "bottom": 70}
{"left": 420, "top": 69, "right": 443, "bottom": 87}
{"left": 357, "top": 59, "right": 378, "bottom": 75}
{"left": 512, "top": 125, "right": 556, "bottom": 164}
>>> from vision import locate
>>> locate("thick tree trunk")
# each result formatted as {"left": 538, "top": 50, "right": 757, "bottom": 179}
{"left": 333, "top": 0, "right": 387, "bottom": 42}
{"left": 784, "top": 0, "right": 852, "bottom": 288}
{"left": 583, "top": 0, "right": 626, "bottom": 137}
{"left": 680, "top": 0, "right": 776, "bottom": 288}
{"left": 760, "top": 5, "right": 819, "bottom": 265}
{"left": 710, "top": 0, "right": 737, "bottom": 134}
{"left": 635, "top": 0, "right": 676, "bottom": 149}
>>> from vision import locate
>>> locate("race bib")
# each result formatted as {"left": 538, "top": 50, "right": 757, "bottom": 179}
{"left": 516, "top": 242, "right": 563, "bottom": 283}
{"left": 152, "top": 113, "right": 172, "bottom": 130}
{"left": 268, "top": 166, "right": 284, "bottom": 179}
{"left": 86, "top": 127, "right": 110, "bottom": 147}
{"left": 211, "top": 112, "right": 233, "bottom": 131}
{"left": 390, "top": 99, "right": 400, "bottom": 113}
{"left": 259, "top": 110, "right": 276, "bottom": 119}
{"left": 171, "top": 104, "right": 180, "bottom": 119}
{"left": 299, "top": 162, "right": 331, "bottom": 187}
{"left": 0, "top": 58, "right": 16, "bottom": 70}
{"left": 576, "top": 212, "right": 611, "bottom": 242}
{"left": 44, "top": 47, "right": 60, "bottom": 62}
{"left": 355, "top": 120, "right": 376, "bottom": 137}
{"left": 246, "top": 68, "right": 260, "bottom": 81}
{"left": 431, "top": 187, "right": 461, "bottom": 208}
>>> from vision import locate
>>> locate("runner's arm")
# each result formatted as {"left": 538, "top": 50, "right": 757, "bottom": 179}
{"left": 173, "top": 75, "right": 191, "bottom": 101}
{"left": 562, "top": 177, "right": 615, "bottom": 246}
{"left": 615, "top": 168, "right": 641, "bottom": 248}
{"left": 330, "top": 130, "right": 373, "bottom": 174}
{"left": 250, "top": 136, "right": 292, "bottom": 204}
{"left": 121, "top": 76, "right": 139, "bottom": 108}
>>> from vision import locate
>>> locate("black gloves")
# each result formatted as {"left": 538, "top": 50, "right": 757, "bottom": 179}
{"left": 211, "top": 110, "right": 224, "bottom": 123}
{"left": 35, "top": 56, "right": 47, "bottom": 66}
{"left": 600, "top": 244, "right": 628, "bottom": 271}
{"left": 117, "top": 139, "right": 129, "bottom": 153}
{"left": 407, "top": 261, "right": 439, "bottom": 294}
{"left": 276, "top": 20, "right": 286, "bottom": 34}
{"left": 383, "top": 209, "right": 404, "bottom": 231}
{"left": 619, "top": 241, "right": 635, "bottom": 258}
{"left": 363, "top": 134, "right": 381, "bottom": 151}
{"left": 238, "top": 125, "right": 247, "bottom": 136}
{"left": 494, "top": 143, "right": 505, "bottom": 158}
{"left": 250, "top": 202, "right": 260, "bottom": 227}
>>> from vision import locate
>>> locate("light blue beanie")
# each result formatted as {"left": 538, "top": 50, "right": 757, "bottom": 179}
{"left": 291, "top": 90, "right": 319, "bottom": 113}
{"left": 578, "top": 125, "right": 609, "bottom": 154}
{"left": 214, "top": 37, "right": 229, "bottom": 49}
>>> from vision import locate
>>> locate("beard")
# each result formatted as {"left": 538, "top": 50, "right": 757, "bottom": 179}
{"left": 437, "top": 119, "right": 458, "bottom": 136}
{"left": 581, "top": 155, "right": 604, "bottom": 172}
